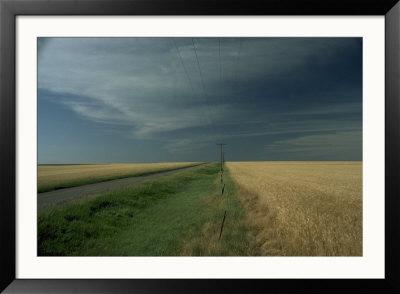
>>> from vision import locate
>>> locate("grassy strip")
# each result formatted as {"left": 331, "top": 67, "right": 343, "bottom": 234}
{"left": 38, "top": 163, "right": 253, "bottom": 256}
{"left": 178, "top": 167, "right": 254, "bottom": 256}
{"left": 38, "top": 163, "right": 204, "bottom": 193}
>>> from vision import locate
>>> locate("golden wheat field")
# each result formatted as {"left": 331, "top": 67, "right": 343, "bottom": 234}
{"left": 226, "top": 161, "right": 362, "bottom": 256}
{"left": 38, "top": 162, "right": 200, "bottom": 191}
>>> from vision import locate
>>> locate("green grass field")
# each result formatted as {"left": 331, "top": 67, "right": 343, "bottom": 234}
{"left": 38, "top": 163, "right": 250, "bottom": 256}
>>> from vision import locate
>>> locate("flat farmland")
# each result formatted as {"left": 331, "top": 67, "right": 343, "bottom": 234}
{"left": 226, "top": 161, "right": 362, "bottom": 256}
{"left": 38, "top": 162, "right": 201, "bottom": 193}
{"left": 37, "top": 161, "right": 362, "bottom": 256}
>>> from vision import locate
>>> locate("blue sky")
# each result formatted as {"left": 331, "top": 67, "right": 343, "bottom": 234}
{"left": 38, "top": 37, "right": 362, "bottom": 163}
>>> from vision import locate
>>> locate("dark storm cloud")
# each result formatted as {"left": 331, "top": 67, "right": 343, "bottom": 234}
{"left": 38, "top": 37, "right": 362, "bottom": 162}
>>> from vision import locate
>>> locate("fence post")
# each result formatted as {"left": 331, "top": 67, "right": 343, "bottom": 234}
{"left": 219, "top": 210, "right": 227, "bottom": 240}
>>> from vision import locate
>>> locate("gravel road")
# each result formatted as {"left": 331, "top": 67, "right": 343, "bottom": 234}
{"left": 38, "top": 163, "right": 207, "bottom": 211}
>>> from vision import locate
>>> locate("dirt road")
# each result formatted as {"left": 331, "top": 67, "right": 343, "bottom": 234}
{"left": 38, "top": 163, "right": 208, "bottom": 211}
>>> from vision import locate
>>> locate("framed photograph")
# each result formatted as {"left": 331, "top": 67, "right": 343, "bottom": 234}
{"left": 1, "top": 0, "right": 399, "bottom": 292}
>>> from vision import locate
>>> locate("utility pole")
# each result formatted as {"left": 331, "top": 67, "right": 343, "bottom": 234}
{"left": 216, "top": 143, "right": 227, "bottom": 172}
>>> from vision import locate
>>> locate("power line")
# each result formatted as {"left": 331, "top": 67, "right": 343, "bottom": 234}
{"left": 191, "top": 38, "right": 216, "bottom": 134}
{"left": 234, "top": 38, "right": 243, "bottom": 83}
{"left": 191, "top": 38, "right": 209, "bottom": 107}
{"left": 172, "top": 38, "right": 197, "bottom": 95}
{"left": 172, "top": 38, "right": 213, "bottom": 131}
{"left": 216, "top": 38, "right": 225, "bottom": 114}
{"left": 219, "top": 38, "right": 222, "bottom": 82}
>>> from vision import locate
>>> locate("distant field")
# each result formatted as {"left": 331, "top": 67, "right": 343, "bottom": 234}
{"left": 226, "top": 161, "right": 362, "bottom": 256}
{"left": 38, "top": 162, "right": 201, "bottom": 193}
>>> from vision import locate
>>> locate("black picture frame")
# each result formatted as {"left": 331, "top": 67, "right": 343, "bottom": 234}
{"left": 1, "top": 0, "right": 399, "bottom": 293}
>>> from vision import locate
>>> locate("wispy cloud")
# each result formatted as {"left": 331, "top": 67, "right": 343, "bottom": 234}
{"left": 38, "top": 37, "right": 362, "bottom": 161}
{"left": 265, "top": 131, "right": 362, "bottom": 160}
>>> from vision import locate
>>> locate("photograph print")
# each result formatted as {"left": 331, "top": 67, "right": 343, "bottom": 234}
{"left": 37, "top": 37, "right": 362, "bottom": 256}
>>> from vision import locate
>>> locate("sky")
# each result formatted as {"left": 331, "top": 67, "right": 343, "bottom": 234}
{"left": 38, "top": 37, "right": 362, "bottom": 163}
